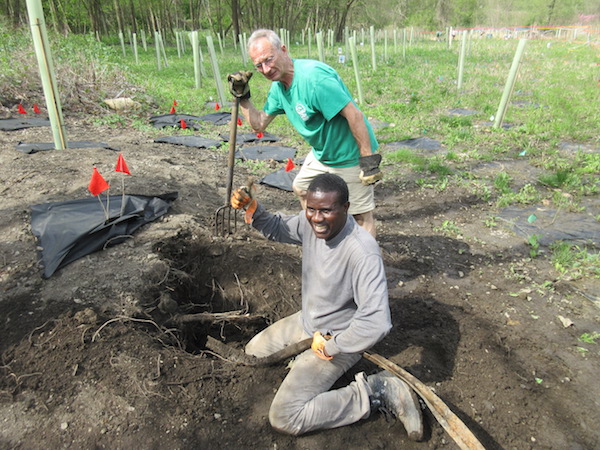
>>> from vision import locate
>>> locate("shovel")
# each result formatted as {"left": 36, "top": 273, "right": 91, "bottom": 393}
{"left": 214, "top": 97, "right": 241, "bottom": 236}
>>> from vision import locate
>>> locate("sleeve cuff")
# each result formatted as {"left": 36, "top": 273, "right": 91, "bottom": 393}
{"left": 324, "top": 339, "right": 340, "bottom": 357}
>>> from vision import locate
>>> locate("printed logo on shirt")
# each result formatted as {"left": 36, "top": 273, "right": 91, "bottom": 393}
{"left": 295, "top": 103, "right": 309, "bottom": 122}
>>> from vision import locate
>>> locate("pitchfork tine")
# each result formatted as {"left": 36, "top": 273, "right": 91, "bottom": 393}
{"left": 214, "top": 97, "right": 241, "bottom": 236}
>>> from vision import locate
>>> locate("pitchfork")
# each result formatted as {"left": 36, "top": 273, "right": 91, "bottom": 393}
{"left": 214, "top": 97, "right": 241, "bottom": 236}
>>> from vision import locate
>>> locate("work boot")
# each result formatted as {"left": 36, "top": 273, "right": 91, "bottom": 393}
{"left": 367, "top": 370, "right": 424, "bottom": 441}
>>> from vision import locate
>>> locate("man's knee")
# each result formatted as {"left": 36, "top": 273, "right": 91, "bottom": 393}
{"left": 353, "top": 211, "right": 376, "bottom": 238}
{"left": 292, "top": 183, "right": 305, "bottom": 198}
{"left": 292, "top": 183, "right": 307, "bottom": 209}
{"left": 269, "top": 405, "right": 303, "bottom": 436}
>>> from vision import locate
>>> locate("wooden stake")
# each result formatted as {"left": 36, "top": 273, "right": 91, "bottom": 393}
{"left": 190, "top": 31, "right": 202, "bottom": 89}
{"left": 25, "top": 0, "right": 67, "bottom": 150}
{"left": 494, "top": 39, "right": 527, "bottom": 129}
{"left": 205, "top": 35, "right": 226, "bottom": 106}
{"left": 118, "top": 31, "right": 126, "bottom": 56}
{"left": 370, "top": 26, "right": 376, "bottom": 72}
{"left": 348, "top": 36, "right": 364, "bottom": 105}
{"left": 132, "top": 32, "right": 139, "bottom": 64}
{"left": 457, "top": 30, "right": 467, "bottom": 91}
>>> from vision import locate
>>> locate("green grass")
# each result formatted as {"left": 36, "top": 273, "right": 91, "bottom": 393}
{"left": 493, "top": 171, "right": 513, "bottom": 194}
{"left": 496, "top": 183, "right": 541, "bottom": 207}
{"left": 433, "top": 220, "right": 462, "bottom": 236}
{"left": 578, "top": 332, "right": 600, "bottom": 344}
{"left": 550, "top": 242, "right": 600, "bottom": 280}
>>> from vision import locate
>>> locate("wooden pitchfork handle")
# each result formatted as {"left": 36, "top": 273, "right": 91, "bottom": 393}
{"left": 205, "top": 336, "right": 485, "bottom": 449}
{"left": 224, "top": 97, "right": 240, "bottom": 204}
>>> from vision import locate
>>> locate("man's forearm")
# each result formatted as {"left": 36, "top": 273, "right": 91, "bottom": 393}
{"left": 350, "top": 119, "right": 373, "bottom": 157}
{"left": 251, "top": 204, "right": 302, "bottom": 245}
{"left": 341, "top": 102, "right": 373, "bottom": 157}
{"left": 239, "top": 99, "right": 274, "bottom": 132}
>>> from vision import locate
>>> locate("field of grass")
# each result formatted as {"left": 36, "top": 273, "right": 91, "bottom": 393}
{"left": 2, "top": 27, "right": 599, "bottom": 275}
{"left": 115, "top": 32, "right": 600, "bottom": 161}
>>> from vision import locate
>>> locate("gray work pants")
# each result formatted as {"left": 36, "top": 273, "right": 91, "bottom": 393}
{"left": 245, "top": 311, "right": 372, "bottom": 435}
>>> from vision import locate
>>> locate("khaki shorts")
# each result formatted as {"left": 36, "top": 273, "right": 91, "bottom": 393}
{"left": 292, "top": 151, "right": 375, "bottom": 215}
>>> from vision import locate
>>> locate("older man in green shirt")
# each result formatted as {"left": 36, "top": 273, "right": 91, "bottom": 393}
{"left": 229, "top": 29, "right": 382, "bottom": 237}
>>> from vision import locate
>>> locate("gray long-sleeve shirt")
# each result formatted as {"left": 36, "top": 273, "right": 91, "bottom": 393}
{"left": 251, "top": 203, "right": 391, "bottom": 357}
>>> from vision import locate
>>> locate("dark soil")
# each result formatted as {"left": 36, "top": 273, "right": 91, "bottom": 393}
{"left": 1, "top": 114, "right": 599, "bottom": 450}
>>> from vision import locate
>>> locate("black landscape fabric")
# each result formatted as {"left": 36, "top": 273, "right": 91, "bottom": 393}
{"left": 198, "top": 112, "right": 234, "bottom": 125}
{"left": 30, "top": 192, "right": 178, "bottom": 278}
{"left": 154, "top": 136, "right": 222, "bottom": 149}
{"left": 0, "top": 117, "right": 51, "bottom": 131}
{"left": 16, "top": 140, "right": 120, "bottom": 154}
{"left": 259, "top": 168, "right": 298, "bottom": 191}
{"left": 149, "top": 112, "right": 235, "bottom": 129}
{"left": 149, "top": 114, "right": 206, "bottom": 130}
{"left": 386, "top": 137, "right": 442, "bottom": 151}
{"left": 447, "top": 108, "right": 478, "bottom": 116}
{"left": 220, "top": 132, "right": 280, "bottom": 143}
{"left": 499, "top": 205, "right": 600, "bottom": 247}
{"left": 235, "top": 145, "right": 296, "bottom": 162}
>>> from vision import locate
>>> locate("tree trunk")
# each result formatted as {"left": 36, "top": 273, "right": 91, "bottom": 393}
{"left": 56, "top": 0, "right": 72, "bottom": 35}
{"left": 48, "top": 0, "right": 59, "bottom": 32}
{"left": 335, "top": 0, "right": 356, "bottom": 41}
{"left": 231, "top": 0, "right": 240, "bottom": 40}
{"left": 150, "top": 7, "right": 158, "bottom": 32}
{"left": 84, "top": 0, "right": 102, "bottom": 37}
{"left": 129, "top": 0, "right": 137, "bottom": 34}
{"left": 9, "top": 0, "right": 24, "bottom": 27}
{"left": 189, "top": 0, "right": 196, "bottom": 30}
{"left": 113, "top": 0, "right": 124, "bottom": 34}
{"left": 547, "top": 0, "right": 557, "bottom": 25}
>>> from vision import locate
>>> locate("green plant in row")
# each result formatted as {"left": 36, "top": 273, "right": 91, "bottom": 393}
{"left": 385, "top": 148, "right": 452, "bottom": 176}
{"left": 550, "top": 241, "right": 600, "bottom": 280}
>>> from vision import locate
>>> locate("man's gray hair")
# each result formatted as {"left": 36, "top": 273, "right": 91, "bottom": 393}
{"left": 248, "top": 29, "right": 282, "bottom": 52}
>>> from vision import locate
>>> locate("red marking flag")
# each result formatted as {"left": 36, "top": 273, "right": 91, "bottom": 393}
{"left": 89, "top": 168, "right": 110, "bottom": 196}
{"left": 237, "top": 117, "right": 242, "bottom": 126}
{"left": 173, "top": 99, "right": 178, "bottom": 106}
{"left": 170, "top": 106, "right": 176, "bottom": 114}
{"left": 33, "top": 104, "right": 41, "bottom": 114}
{"left": 285, "top": 158, "right": 296, "bottom": 172}
{"left": 18, "top": 104, "right": 26, "bottom": 114}
{"left": 115, "top": 153, "right": 131, "bottom": 175}
{"left": 215, "top": 102, "right": 220, "bottom": 111}
{"left": 180, "top": 119, "right": 187, "bottom": 129}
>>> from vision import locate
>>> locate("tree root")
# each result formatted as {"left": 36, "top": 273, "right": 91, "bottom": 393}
{"left": 204, "top": 336, "right": 312, "bottom": 367}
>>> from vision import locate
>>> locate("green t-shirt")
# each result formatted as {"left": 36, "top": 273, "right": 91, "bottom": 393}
{"left": 264, "top": 59, "right": 378, "bottom": 168}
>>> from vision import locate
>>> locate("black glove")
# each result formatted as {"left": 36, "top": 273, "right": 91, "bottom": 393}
{"left": 227, "top": 71, "right": 253, "bottom": 100}
{"left": 359, "top": 154, "right": 383, "bottom": 186}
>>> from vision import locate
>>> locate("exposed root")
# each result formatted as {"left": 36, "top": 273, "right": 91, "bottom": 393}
{"left": 168, "top": 311, "right": 265, "bottom": 325}
{"left": 92, "top": 316, "right": 182, "bottom": 350}
{"left": 204, "top": 336, "right": 312, "bottom": 367}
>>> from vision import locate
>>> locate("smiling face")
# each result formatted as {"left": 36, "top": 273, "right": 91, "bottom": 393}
{"left": 248, "top": 37, "right": 293, "bottom": 87}
{"left": 305, "top": 190, "right": 349, "bottom": 241}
